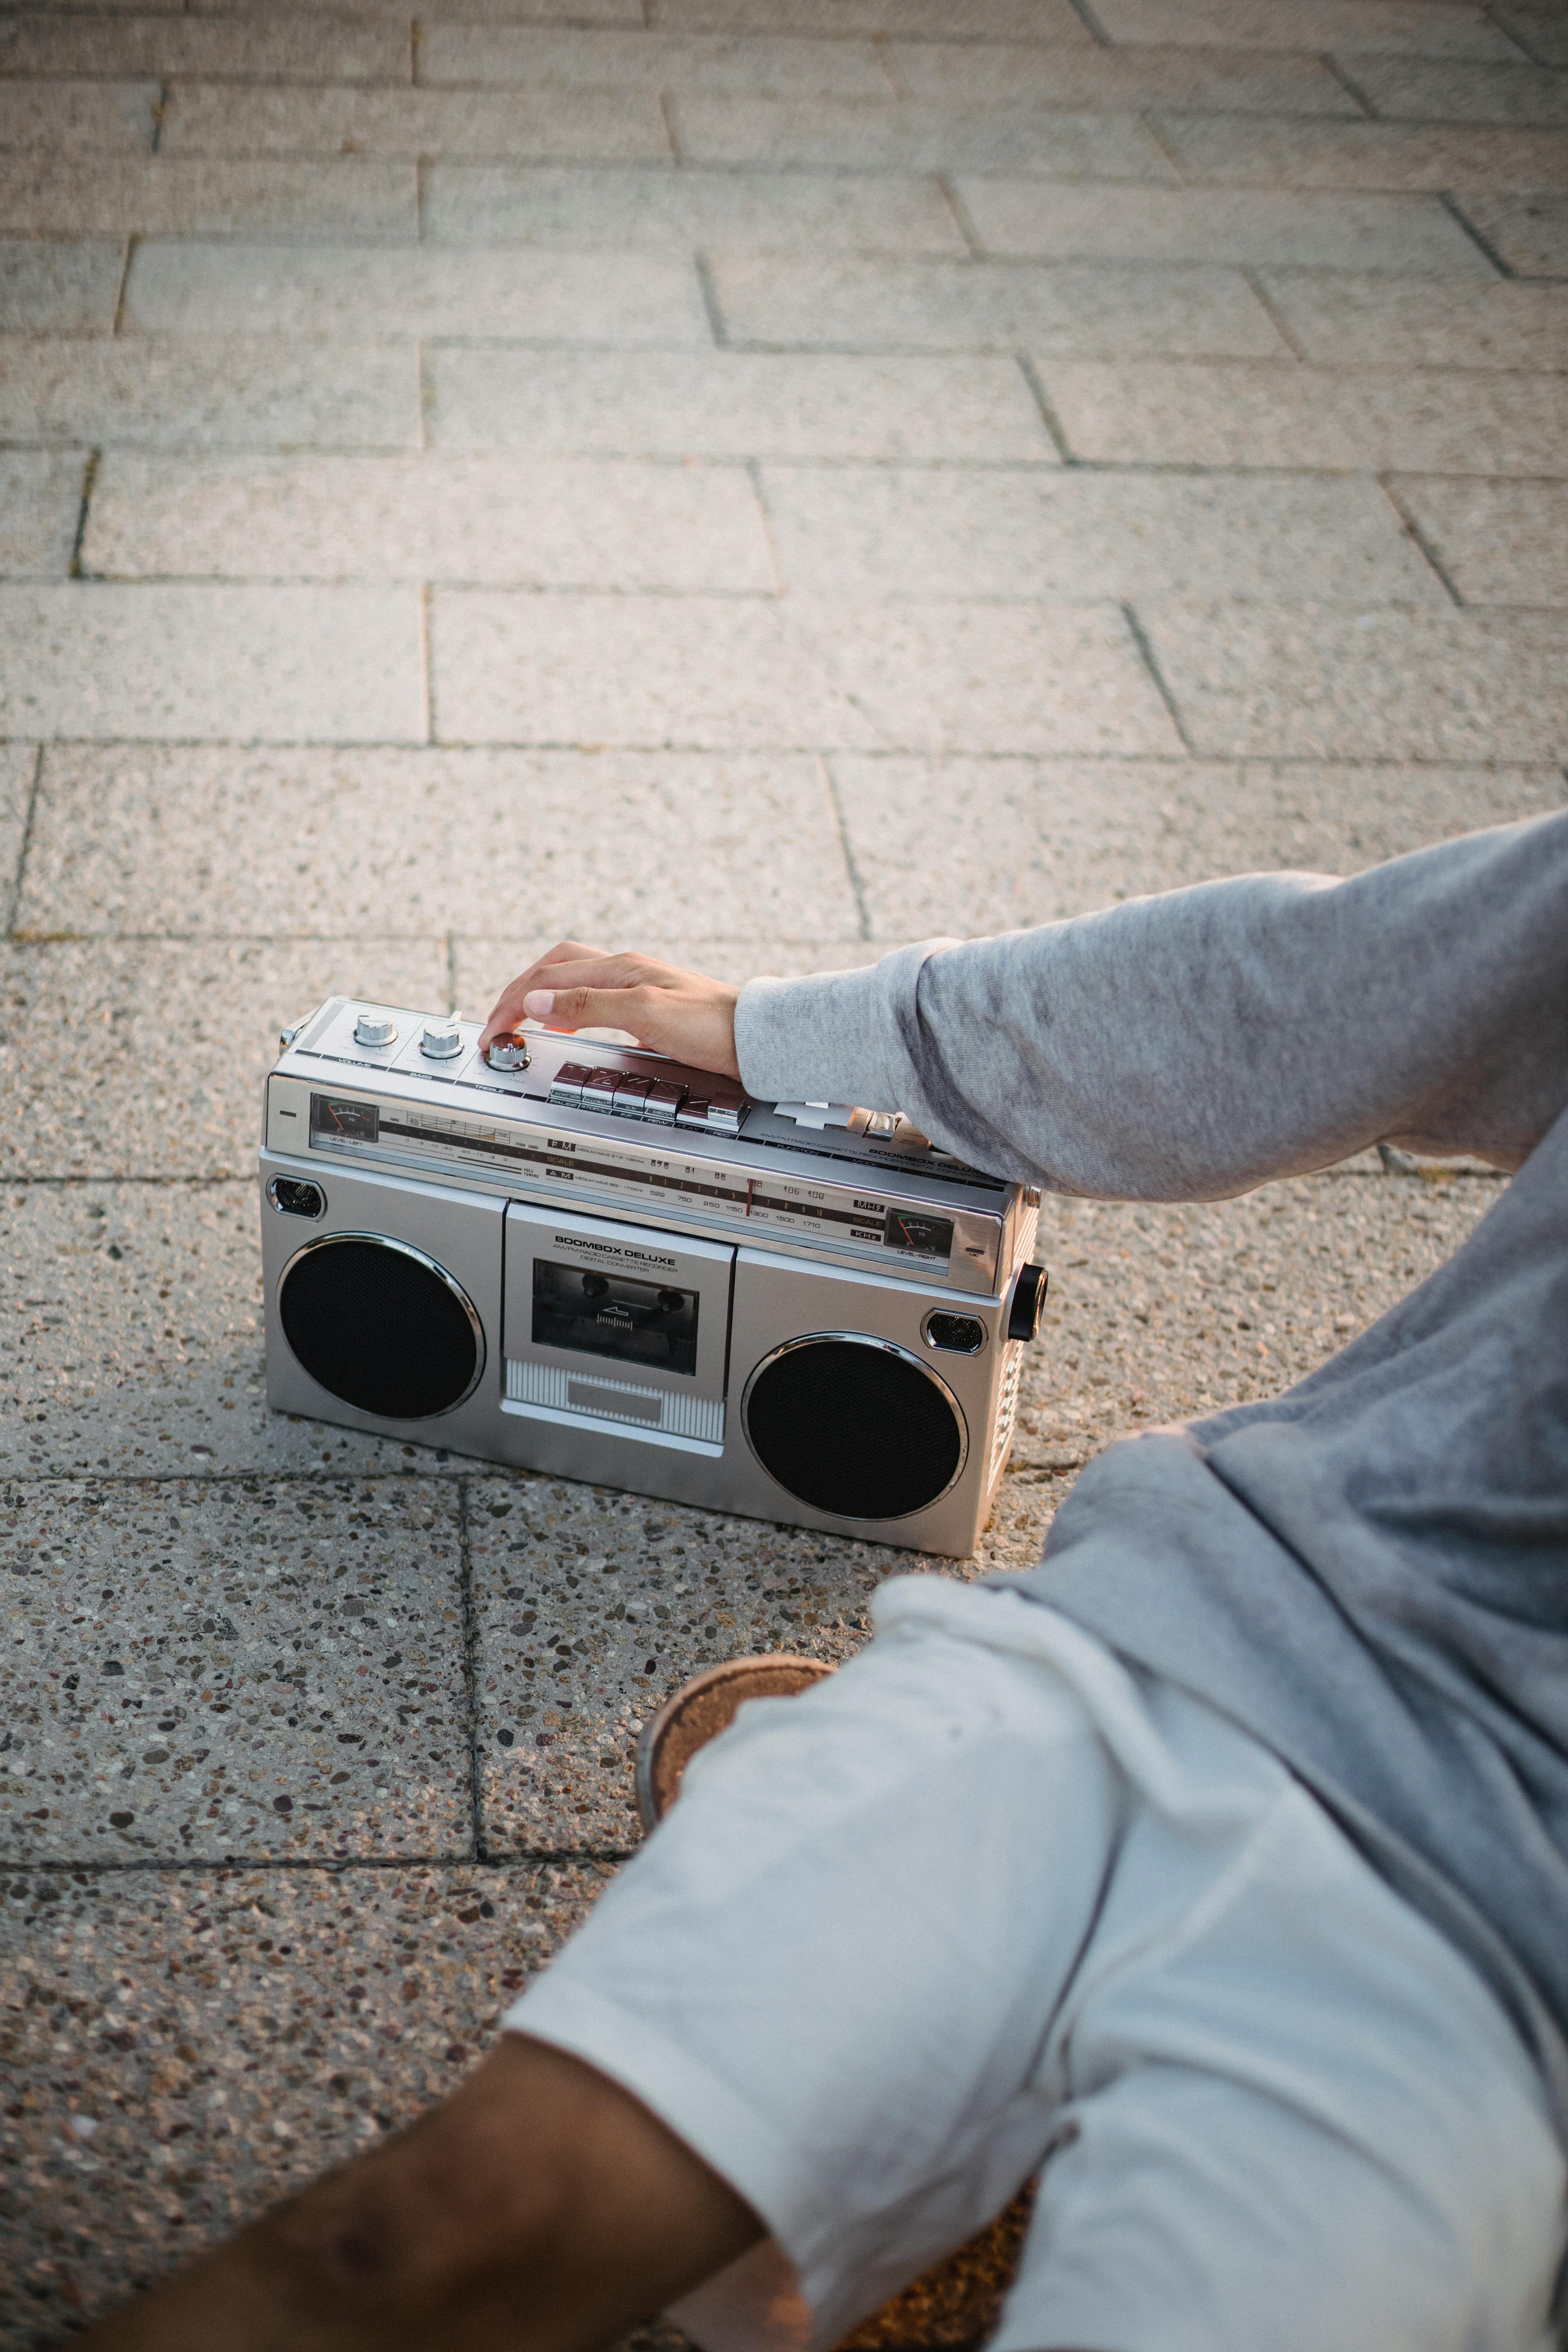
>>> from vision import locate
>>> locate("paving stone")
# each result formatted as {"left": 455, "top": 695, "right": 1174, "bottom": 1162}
{"left": 0, "top": 584, "right": 425, "bottom": 743}
{"left": 1144, "top": 603, "right": 1568, "bottom": 759}
{"left": 0, "top": 236, "right": 125, "bottom": 332}
{"left": 0, "top": 744, "right": 35, "bottom": 921}
{"left": 419, "top": 23, "right": 897, "bottom": 95}
{"left": 1392, "top": 476, "right": 1568, "bottom": 604}
{"left": 122, "top": 236, "right": 712, "bottom": 341}
{"left": 423, "top": 163, "right": 966, "bottom": 253}
{"left": 83, "top": 453, "right": 774, "bottom": 592}
{"left": 0, "top": 937, "right": 448, "bottom": 1182}
{"left": 158, "top": 82, "right": 672, "bottom": 163}
{"left": 0, "top": 1860, "right": 604, "bottom": 2337}
{"left": 1453, "top": 189, "right": 1568, "bottom": 273}
{"left": 1087, "top": 0, "right": 1521, "bottom": 58}
{"left": 0, "top": 154, "right": 418, "bottom": 240}
{"left": 827, "top": 751, "right": 1566, "bottom": 935}
{"left": 886, "top": 39, "right": 1360, "bottom": 112}
{"left": 0, "top": 1181, "right": 458, "bottom": 1485}
{"left": 0, "top": 334, "right": 422, "bottom": 452}
{"left": 0, "top": 76, "right": 158, "bottom": 154}
{"left": 0, "top": 450, "right": 84, "bottom": 581}
{"left": 955, "top": 178, "right": 1492, "bottom": 272}
{"left": 648, "top": 0, "right": 1094, "bottom": 33}
{"left": 760, "top": 467, "right": 1445, "bottom": 604}
{"left": 1339, "top": 55, "right": 1568, "bottom": 122}
{"left": 787, "top": 596, "right": 1186, "bottom": 755}
{"left": 670, "top": 95, "right": 1182, "bottom": 176}
{"left": 428, "top": 590, "right": 882, "bottom": 749}
{"left": 1158, "top": 112, "right": 1568, "bottom": 187}
{"left": 1036, "top": 357, "right": 1568, "bottom": 472}
{"left": 0, "top": 1478, "right": 471, "bottom": 1867}
{"left": 1257, "top": 270, "right": 1568, "bottom": 363}
{"left": 425, "top": 346, "right": 1054, "bottom": 460}
{"left": 707, "top": 255, "right": 1284, "bottom": 356}
{"left": 0, "top": 13, "right": 414, "bottom": 82}
{"left": 17, "top": 746, "right": 861, "bottom": 942}
{"left": 470, "top": 1470, "right": 928, "bottom": 1853}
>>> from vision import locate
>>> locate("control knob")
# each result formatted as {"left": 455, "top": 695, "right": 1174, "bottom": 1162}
{"left": 1007, "top": 1263, "right": 1049, "bottom": 1343}
{"left": 421, "top": 1014, "right": 464, "bottom": 1061}
{"left": 354, "top": 1011, "right": 398, "bottom": 1049}
{"left": 485, "top": 1031, "right": 532, "bottom": 1073}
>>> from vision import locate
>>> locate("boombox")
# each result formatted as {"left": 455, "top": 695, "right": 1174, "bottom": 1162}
{"left": 260, "top": 998, "right": 1048, "bottom": 1556}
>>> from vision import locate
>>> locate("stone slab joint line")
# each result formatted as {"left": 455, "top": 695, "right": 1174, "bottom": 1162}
{"left": 1065, "top": 0, "right": 1116, "bottom": 45}
{"left": 1121, "top": 601, "right": 1195, "bottom": 754}
{"left": 1438, "top": 192, "right": 1516, "bottom": 280}
{"left": 1240, "top": 267, "right": 1308, "bottom": 361}
{"left": 1141, "top": 110, "right": 1194, "bottom": 181}
{"left": 746, "top": 456, "right": 789, "bottom": 597}
{"left": 150, "top": 80, "right": 170, "bottom": 156}
{"left": 4, "top": 744, "right": 44, "bottom": 941}
{"left": 872, "top": 34, "right": 905, "bottom": 102}
{"left": 694, "top": 249, "right": 727, "bottom": 347}
{"left": 410, "top": 15, "right": 423, "bottom": 89}
{"left": 1017, "top": 356, "right": 1076, "bottom": 465}
{"left": 659, "top": 89, "right": 683, "bottom": 166}
{"left": 819, "top": 753, "right": 873, "bottom": 945}
{"left": 111, "top": 236, "right": 134, "bottom": 337}
{"left": 938, "top": 174, "right": 987, "bottom": 263}
{"left": 1379, "top": 479, "right": 1466, "bottom": 608}
{"left": 1317, "top": 53, "right": 1377, "bottom": 116}
{"left": 1479, "top": 4, "right": 1555, "bottom": 65}
{"left": 418, "top": 579, "right": 434, "bottom": 745}
{"left": 457, "top": 1476, "right": 487, "bottom": 1866}
{"left": 68, "top": 448, "right": 101, "bottom": 580}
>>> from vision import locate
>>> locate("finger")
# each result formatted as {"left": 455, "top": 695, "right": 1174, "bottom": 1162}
{"left": 524, "top": 984, "right": 663, "bottom": 1040}
{"left": 481, "top": 944, "right": 613, "bottom": 1044}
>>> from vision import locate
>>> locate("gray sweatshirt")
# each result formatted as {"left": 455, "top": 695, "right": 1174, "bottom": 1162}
{"left": 735, "top": 811, "right": 1568, "bottom": 2133}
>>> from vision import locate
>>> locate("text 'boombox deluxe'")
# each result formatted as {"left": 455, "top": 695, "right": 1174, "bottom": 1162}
{"left": 260, "top": 1000, "right": 1048, "bottom": 1555}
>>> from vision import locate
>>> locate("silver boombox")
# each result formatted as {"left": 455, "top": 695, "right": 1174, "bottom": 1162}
{"left": 260, "top": 999, "right": 1048, "bottom": 1556}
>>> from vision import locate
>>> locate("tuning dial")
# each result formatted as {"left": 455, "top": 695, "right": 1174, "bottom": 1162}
{"left": 485, "top": 1031, "right": 531, "bottom": 1073}
{"left": 1007, "top": 1263, "right": 1049, "bottom": 1344}
{"left": 421, "top": 1014, "right": 464, "bottom": 1060}
{"left": 353, "top": 1012, "right": 398, "bottom": 1049}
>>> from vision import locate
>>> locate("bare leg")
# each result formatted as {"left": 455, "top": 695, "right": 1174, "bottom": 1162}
{"left": 79, "top": 2034, "right": 763, "bottom": 2352}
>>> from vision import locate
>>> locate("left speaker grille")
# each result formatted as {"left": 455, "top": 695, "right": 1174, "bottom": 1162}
{"left": 279, "top": 1236, "right": 480, "bottom": 1420}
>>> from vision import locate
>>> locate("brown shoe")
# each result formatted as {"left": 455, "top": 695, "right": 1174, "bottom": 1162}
{"left": 635, "top": 1654, "right": 835, "bottom": 1833}
{"left": 637, "top": 1653, "right": 1031, "bottom": 2351}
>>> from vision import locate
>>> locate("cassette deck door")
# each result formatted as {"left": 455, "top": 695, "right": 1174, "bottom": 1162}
{"left": 503, "top": 1200, "right": 734, "bottom": 1454}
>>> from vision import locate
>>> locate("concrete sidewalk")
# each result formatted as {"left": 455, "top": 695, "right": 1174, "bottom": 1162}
{"left": 1, "top": 0, "right": 1565, "bottom": 2336}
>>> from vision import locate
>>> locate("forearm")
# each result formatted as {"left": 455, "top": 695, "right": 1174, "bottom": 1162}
{"left": 735, "top": 813, "right": 1568, "bottom": 1201}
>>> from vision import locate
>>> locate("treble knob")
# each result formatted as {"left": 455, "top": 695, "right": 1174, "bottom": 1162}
{"left": 353, "top": 1011, "right": 397, "bottom": 1048}
{"left": 485, "top": 1031, "right": 532, "bottom": 1073}
{"left": 421, "top": 1014, "right": 464, "bottom": 1060}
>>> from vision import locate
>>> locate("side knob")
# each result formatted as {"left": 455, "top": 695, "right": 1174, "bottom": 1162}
{"left": 353, "top": 1011, "right": 398, "bottom": 1049}
{"left": 1007, "top": 1263, "right": 1049, "bottom": 1343}
{"left": 421, "top": 1014, "right": 464, "bottom": 1060}
{"left": 485, "top": 1031, "right": 532, "bottom": 1073}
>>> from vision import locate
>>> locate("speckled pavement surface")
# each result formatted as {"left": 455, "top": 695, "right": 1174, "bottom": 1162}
{"left": 1, "top": 0, "right": 1565, "bottom": 2337}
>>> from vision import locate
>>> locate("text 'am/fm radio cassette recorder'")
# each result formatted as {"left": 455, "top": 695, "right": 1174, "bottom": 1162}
{"left": 260, "top": 999, "right": 1049, "bottom": 1556}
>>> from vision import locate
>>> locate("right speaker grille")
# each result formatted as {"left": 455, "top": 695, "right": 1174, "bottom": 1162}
{"left": 743, "top": 1337, "right": 965, "bottom": 1521}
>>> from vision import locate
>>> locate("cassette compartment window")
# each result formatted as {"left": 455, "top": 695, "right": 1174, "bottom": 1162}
{"left": 533, "top": 1259, "right": 699, "bottom": 1377}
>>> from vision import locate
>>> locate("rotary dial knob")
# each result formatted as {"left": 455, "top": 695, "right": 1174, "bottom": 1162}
{"left": 485, "top": 1031, "right": 532, "bottom": 1073}
{"left": 353, "top": 1012, "right": 397, "bottom": 1049}
{"left": 421, "top": 1015, "right": 464, "bottom": 1060}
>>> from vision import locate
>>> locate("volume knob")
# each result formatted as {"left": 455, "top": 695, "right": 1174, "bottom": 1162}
{"left": 354, "top": 1012, "right": 397, "bottom": 1048}
{"left": 485, "top": 1031, "right": 531, "bottom": 1073}
{"left": 421, "top": 1014, "right": 464, "bottom": 1060}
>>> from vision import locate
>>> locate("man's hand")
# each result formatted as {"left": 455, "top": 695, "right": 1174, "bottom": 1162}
{"left": 481, "top": 945, "right": 742, "bottom": 1083}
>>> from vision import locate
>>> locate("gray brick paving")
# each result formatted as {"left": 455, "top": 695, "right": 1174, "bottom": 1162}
{"left": 2, "top": 0, "right": 1565, "bottom": 2336}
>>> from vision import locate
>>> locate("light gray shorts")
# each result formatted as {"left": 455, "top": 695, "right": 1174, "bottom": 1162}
{"left": 507, "top": 1576, "right": 1567, "bottom": 2352}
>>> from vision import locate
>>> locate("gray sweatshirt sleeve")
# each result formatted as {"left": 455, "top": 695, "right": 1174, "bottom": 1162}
{"left": 732, "top": 812, "right": 1568, "bottom": 1201}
